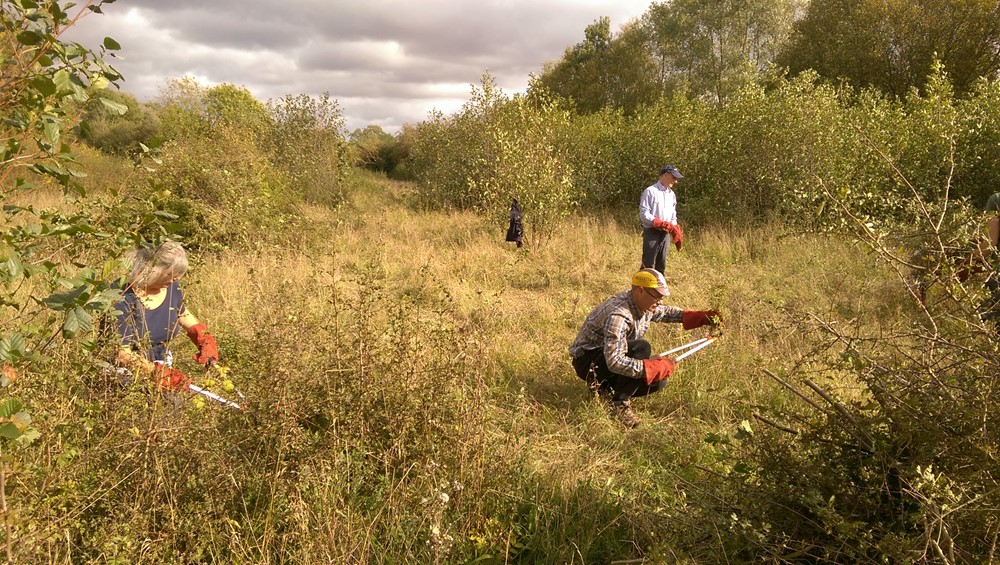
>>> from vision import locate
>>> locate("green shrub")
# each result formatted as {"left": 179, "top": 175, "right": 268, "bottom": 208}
{"left": 408, "top": 76, "right": 581, "bottom": 245}
{"left": 106, "top": 81, "right": 356, "bottom": 250}
{"left": 78, "top": 89, "right": 160, "bottom": 156}
{"left": 698, "top": 166, "right": 1000, "bottom": 562}
{"left": 113, "top": 126, "right": 300, "bottom": 251}
{"left": 267, "top": 93, "right": 349, "bottom": 208}
{"left": 956, "top": 78, "right": 1000, "bottom": 206}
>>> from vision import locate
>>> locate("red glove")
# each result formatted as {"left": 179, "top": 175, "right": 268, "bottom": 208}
{"left": 643, "top": 358, "right": 675, "bottom": 385}
{"left": 672, "top": 224, "right": 684, "bottom": 251}
{"left": 651, "top": 218, "right": 673, "bottom": 232}
{"left": 682, "top": 310, "right": 721, "bottom": 330}
{"left": 155, "top": 365, "right": 190, "bottom": 391}
{"left": 186, "top": 322, "right": 219, "bottom": 366}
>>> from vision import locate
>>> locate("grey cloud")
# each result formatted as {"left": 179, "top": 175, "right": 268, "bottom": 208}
{"left": 63, "top": 0, "right": 650, "bottom": 132}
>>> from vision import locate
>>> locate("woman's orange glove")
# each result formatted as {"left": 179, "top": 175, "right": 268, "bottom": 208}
{"left": 155, "top": 365, "right": 190, "bottom": 391}
{"left": 186, "top": 322, "right": 219, "bottom": 366}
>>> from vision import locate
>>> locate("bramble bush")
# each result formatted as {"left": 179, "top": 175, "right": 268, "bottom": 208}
{"left": 683, "top": 153, "right": 1000, "bottom": 562}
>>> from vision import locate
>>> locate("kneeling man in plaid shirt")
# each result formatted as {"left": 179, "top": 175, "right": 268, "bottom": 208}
{"left": 569, "top": 268, "right": 719, "bottom": 428}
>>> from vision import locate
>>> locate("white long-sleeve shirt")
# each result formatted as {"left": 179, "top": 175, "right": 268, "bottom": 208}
{"left": 638, "top": 181, "right": 677, "bottom": 229}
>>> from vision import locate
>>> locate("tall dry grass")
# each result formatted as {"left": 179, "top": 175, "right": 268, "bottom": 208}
{"left": 3, "top": 170, "right": 920, "bottom": 563}
{"left": 189, "top": 173, "right": 906, "bottom": 559}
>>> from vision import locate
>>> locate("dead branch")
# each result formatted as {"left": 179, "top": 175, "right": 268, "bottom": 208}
{"left": 803, "top": 379, "right": 874, "bottom": 452}
{"left": 761, "top": 369, "right": 827, "bottom": 414}
{"left": 752, "top": 412, "right": 799, "bottom": 436}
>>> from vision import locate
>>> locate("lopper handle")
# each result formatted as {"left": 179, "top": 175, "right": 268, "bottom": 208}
{"left": 674, "top": 337, "right": 716, "bottom": 362}
{"left": 657, "top": 337, "right": 710, "bottom": 357}
{"left": 189, "top": 384, "right": 242, "bottom": 410}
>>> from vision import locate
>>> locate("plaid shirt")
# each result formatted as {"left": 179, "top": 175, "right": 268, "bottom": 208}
{"left": 569, "top": 290, "right": 683, "bottom": 379}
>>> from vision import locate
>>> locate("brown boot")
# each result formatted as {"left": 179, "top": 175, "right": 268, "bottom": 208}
{"left": 611, "top": 400, "right": 641, "bottom": 428}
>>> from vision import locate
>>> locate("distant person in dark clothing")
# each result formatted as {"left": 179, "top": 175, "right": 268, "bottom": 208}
{"left": 506, "top": 198, "right": 524, "bottom": 248}
{"left": 112, "top": 242, "right": 220, "bottom": 391}
{"left": 984, "top": 192, "right": 1000, "bottom": 251}
{"left": 982, "top": 193, "right": 1000, "bottom": 319}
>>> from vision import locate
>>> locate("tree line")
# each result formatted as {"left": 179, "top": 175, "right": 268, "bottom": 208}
{"left": 537, "top": 0, "right": 1000, "bottom": 111}
{"left": 352, "top": 0, "right": 1000, "bottom": 244}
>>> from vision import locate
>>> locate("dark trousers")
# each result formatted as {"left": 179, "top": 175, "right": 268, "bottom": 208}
{"left": 641, "top": 228, "right": 671, "bottom": 274}
{"left": 571, "top": 339, "right": 666, "bottom": 402}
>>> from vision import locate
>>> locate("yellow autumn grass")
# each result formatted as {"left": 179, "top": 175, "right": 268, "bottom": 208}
{"left": 3, "top": 164, "right": 928, "bottom": 562}
{"left": 186, "top": 172, "right": 899, "bottom": 490}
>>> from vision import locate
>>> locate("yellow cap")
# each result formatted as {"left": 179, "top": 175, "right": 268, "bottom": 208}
{"left": 631, "top": 268, "right": 670, "bottom": 297}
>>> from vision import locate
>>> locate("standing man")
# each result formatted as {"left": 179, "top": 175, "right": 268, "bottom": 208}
{"left": 639, "top": 165, "right": 685, "bottom": 274}
{"left": 568, "top": 268, "right": 719, "bottom": 428}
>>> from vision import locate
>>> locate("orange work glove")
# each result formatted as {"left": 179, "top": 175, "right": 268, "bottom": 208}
{"left": 682, "top": 310, "right": 721, "bottom": 330}
{"left": 642, "top": 357, "right": 675, "bottom": 385}
{"left": 155, "top": 365, "right": 190, "bottom": 392}
{"left": 651, "top": 218, "right": 673, "bottom": 231}
{"left": 672, "top": 224, "right": 684, "bottom": 251}
{"left": 186, "top": 322, "right": 219, "bottom": 367}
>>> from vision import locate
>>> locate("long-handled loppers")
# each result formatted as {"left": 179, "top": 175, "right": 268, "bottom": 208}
{"left": 191, "top": 363, "right": 245, "bottom": 410}
{"left": 189, "top": 383, "right": 242, "bottom": 410}
{"left": 657, "top": 335, "right": 718, "bottom": 362}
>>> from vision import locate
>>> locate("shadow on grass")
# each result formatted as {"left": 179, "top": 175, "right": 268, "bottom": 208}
{"left": 498, "top": 356, "right": 594, "bottom": 413}
{"left": 485, "top": 472, "right": 675, "bottom": 563}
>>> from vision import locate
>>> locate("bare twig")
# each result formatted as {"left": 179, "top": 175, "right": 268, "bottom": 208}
{"left": 760, "top": 369, "right": 826, "bottom": 414}
{"left": 752, "top": 412, "right": 798, "bottom": 436}
{"left": 1, "top": 444, "right": 11, "bottom": 564}
{"left": 803, "top": 379, "right": 874, "bottom": 452}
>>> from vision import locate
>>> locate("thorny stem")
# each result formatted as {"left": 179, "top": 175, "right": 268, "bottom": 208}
{"left": 1, "top": 443, "right": 12, "bottom": 564}
{"left": 814, "top": 176, "right": 940, "bottom": 332}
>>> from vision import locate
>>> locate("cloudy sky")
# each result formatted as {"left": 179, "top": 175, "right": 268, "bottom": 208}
{"left": 64, "top": 1, "right": 653, "bottom": 134}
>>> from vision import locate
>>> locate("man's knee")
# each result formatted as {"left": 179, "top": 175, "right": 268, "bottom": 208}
{"left": 627, "top": 339, "right": 652, "bottom": 360}
{"left": 572, "top": 355, "right": 594, "bottom": 381}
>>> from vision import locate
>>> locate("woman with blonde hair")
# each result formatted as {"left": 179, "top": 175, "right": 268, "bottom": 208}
{"left": 113, "top": 241, "right": 220, "bottom": 391}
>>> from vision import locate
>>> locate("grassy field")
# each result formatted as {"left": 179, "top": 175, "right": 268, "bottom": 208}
{"left": 3, "top": 170, "right": 947, "bottom": 563}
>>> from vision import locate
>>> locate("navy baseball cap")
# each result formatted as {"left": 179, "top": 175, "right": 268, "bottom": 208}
{"left": 659, "top": 165, "right": 684, "bottom": 179}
